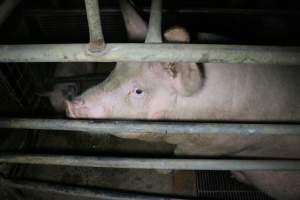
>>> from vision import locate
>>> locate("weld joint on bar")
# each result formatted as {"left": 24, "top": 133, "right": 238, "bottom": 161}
{"left": 88, "top": 40, "right": 106, "bottom": 53}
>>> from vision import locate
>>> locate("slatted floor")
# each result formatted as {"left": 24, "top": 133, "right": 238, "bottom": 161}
{"left": 196, "top": 171, "right": 272, "bottom": 200}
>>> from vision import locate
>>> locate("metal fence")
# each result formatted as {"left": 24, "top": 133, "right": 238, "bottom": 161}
{"left": 0, "top": 0, "right": 299, "bottom": 172}
{"left": 1, "top": 0, "right": 300, "bottom": 64}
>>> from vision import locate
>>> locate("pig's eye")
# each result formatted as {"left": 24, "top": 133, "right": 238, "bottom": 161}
{"left": 135, "top": 88, "right": 143, "bottom": 95}
{"left": 130, "top": 87, "right": 146, "bottom": 105}
{"left": 130, "top": 85, "right": 145, "bottom": 98}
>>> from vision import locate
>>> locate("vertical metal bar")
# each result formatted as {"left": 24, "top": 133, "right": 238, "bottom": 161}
{"left": 0, "top": 0, "right": 20, "bottom": 26}
{"left": 145, "top": 0, "right": 162, "bottom": 43}
{"left": 84, "top": 0, "right": 105, "bottom": 51}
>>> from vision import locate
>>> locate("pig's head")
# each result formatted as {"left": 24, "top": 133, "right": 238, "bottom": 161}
{"left": 66, "top": 57, "right": 203, "bottom": 119}
{"left": 66, "top": 1, "right": 203, "bottom": 119}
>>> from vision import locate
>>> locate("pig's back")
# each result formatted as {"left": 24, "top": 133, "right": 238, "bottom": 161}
{"left": 199, "top": 64, "right": 300, "bottom": 121}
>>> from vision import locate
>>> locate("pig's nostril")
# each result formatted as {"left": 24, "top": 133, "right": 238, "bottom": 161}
{"left": 72, "top": 97, "right": 84, "bottom": 106}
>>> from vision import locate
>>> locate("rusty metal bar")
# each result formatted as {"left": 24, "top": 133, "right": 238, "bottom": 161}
{"left": 0, "top": 175, "right": 185, "bottom": 200}
{"left": 0, "top": 0, "right": 20, "bottom": 26}
{"left": 0, "top": 118, "right": 299, "bottom": 136}
{"left": 84, "top": 0, "right": 105, "bottom": 51}
{"left": 145, "top": 0, "right": 162, "bottom": 43}
{"left": 0, "top": 43, "right": 300, "bottom": 64}
{"left": 0, "top": 154, "right": 299, "bottom": 170}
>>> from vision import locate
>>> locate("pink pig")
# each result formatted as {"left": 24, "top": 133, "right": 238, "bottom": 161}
{"left": 66, "top": 1, "right": 300, "bottom": 199}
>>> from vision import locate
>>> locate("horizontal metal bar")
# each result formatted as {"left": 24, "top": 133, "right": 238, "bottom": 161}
{"left": 0, "top": 154, "right": 299, "bottom": 170}
{"left": 0, "top": 43, "right": 300, "bottom": 64}
{"left": 85, "top": 0, "right": 105, "bottom": 51}
{"left": 0, "top": 118, "right": 299, "bottom": 136}
{"left": 0, "top": 0, "right": 20, "bottom": 26}
{"left": 0, "top": 176, "right": 185, "bottom": 200}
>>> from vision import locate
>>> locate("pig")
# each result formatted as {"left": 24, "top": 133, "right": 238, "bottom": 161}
{"left": 65, "top": 0, "right": 300, "bottom": 199}
{"left": 46, "top": 63, "right": 95, "bottom": 112}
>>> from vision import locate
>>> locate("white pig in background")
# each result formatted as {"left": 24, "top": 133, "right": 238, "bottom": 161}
{"left": 65, "top": 0, "right": 300, "bottom": 199}
{"left": 46, "top": 63, "right": 95, "bottom": 112}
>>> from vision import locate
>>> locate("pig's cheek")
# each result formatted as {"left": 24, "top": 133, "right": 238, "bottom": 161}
{"left": 128, "top": 94, "right": 147, "bottom": 109}
{"left": 147, "top": 94, "right": 176, "bottom": 119}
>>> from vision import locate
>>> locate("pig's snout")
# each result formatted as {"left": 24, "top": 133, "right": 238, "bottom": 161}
{"left": 65, "top": 97, "right": 85, "bottom": 118}
{"left": 71, "top": 97, "right": 85, "bottom": 106}
{"left": 65, "top": 99, "right": 78, "bottom": 118}
{"left": 65, "top": 97, "right": 108, "bottom": 119}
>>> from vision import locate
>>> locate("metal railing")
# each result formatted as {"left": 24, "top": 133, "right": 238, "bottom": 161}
{"left": 0, "top": 153, "right": 299, "bottom": 170}
{"left": 0, "top": 0, "right": 300, "bottom": 64}
{"left": 0, "top": 118, "right": 299, "bottom": 136}
{"left": 1, "top": 43, "right": 300, "bottom": 64}
{"left": 0, "top": 118, "right": 299, "bottom": 170}
{"left": 0, "top": 0, "right": 299, "bottom": 172}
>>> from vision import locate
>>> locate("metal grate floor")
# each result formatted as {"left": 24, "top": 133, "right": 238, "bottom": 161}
{"left": 196, "top": 171, "right": 273, "bottom": 200}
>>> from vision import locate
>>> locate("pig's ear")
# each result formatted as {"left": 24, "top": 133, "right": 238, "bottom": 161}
{"left": 168, "top": 63, "right": 203, "bottom": 96}
{"left": 163, "top": 27, "right": 202, "bottom": 96}
{"left": 119, "top": 0, "right": 148, "bottom": 41}
{"left": 163, "top": 26, "right": 190, "bottom": 43}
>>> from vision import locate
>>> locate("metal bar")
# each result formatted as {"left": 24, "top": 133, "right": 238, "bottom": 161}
{"left": 0, "top": 43, "right": 300, "bottom": 64}
{"left": 0, "top": 0, "right": 20, "bottom": 26}
{"left": 145, "top": 0, "right": 162, "bottom": 43}
{"left": 84, "top": 0, "right": 105, "bottom": 51}
{"left": 0, "top": 118, "right": 299, "bottom": 136}
{"left": 0, "top": 176, "right": 185, "bottom": 200}
{"left": 0, "top": 154, "right": 299, "bottom": 170}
